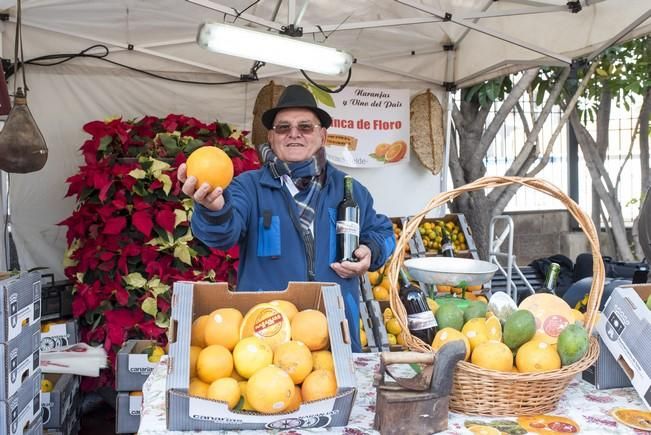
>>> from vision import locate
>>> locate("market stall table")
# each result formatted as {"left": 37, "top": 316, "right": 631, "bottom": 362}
{"left": 139, "top": 353, "right": 647, "bottom": 434}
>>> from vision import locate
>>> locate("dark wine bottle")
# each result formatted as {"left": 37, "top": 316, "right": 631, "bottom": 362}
{"left": 439, "top": 229, "right": 455, "bottom": 257}
{"left": 399, "top": 268, "right": 437, "bottom": 344}
{"left": 538, "top": 262, "right": 560, "bottom": 294}
{"left": 336, "top": 175, "right": 360, "bottom": 262}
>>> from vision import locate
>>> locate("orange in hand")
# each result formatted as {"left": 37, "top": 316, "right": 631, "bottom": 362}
{"left": 186, "top": 146, "right": 234, "bottom": 189}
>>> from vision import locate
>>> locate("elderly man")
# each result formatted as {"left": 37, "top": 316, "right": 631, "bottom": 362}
{"left": 178, "top": 85, "right": 395, "bottom": 352}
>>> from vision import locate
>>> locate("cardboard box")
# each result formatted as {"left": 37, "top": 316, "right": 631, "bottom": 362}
{"left": 115, "top": 392, "right": 142, "bottom": 433}
{"left": 166, "top": 282, "right": 356, "bottom": 431}
{"left": 0, "top": 369, "right": 41, "bottom": 435}
{"left": 41, "top": 374, "right": 79, "bottom": 429}
{"left": 596, "top": 283, "right": 651, "bottom": 408}
{"left": 40, "top": 319, "right": 79, "bottom": 352}
{"left": 0, "top": 322, "right": 40, "bottom": 400}
{"left": 0, "top": 272, "right": 41, "bottom": 343}
{"left": 582, "top": 335, "right": 632, "bottom": 390}
{"left": 115, "top": 340, "right": 160, "bottom": 392}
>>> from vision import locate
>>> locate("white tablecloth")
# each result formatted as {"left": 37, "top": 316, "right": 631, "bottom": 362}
{"left": 139, "top": 354, "right": 647, "bottom": 434}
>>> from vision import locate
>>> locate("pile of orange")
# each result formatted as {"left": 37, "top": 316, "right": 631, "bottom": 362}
{"left": 188, "top": 300, "right": 337, "bottom": 414}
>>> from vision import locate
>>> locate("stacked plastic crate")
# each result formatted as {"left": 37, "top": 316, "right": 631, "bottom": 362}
{"left": 0, "top": 271, "right": 43, "bottom": 435}
{"left": 115, "top": 340, "right": 161, "bottom": 433}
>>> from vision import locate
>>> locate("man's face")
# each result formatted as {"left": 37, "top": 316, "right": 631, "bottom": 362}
{"left": 267, "top": 108, "right": 327, "bottom": 162}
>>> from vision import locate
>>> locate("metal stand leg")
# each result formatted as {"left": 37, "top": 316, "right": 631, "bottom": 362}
{"left": 488, "top": 216, "right": 535, "bottom": 302}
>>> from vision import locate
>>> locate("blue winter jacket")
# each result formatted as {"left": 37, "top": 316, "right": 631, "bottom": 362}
{"left": 191, "top": 162, "right": 396, "bottom": 352}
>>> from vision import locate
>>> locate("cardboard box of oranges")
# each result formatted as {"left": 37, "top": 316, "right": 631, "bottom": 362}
{"left": 166, "top": 281, "right": 356, "bottom": 431}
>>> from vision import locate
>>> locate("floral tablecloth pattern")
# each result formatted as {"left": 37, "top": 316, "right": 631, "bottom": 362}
{"left": 139, "top": 354, "right": 649, "bottom": 434}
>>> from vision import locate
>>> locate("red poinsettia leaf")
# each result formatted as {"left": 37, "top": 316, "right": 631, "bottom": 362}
{"left": 138, "top": 320, "right": 166, "bottom": 339}
{"left": 103, "top": 217, "right": 127, "bottom": 235}
{"left": 157, "top": 297, "right": 171, "bottom": 313}
{"left": 71, "top": 296, "right": 87, "bottom": 318}
{"left": 114, "top": 285, "right": 130, "bottom": 305}
{"left": 155, "top": 209, "right": 176, "bottom": 233}
{"left": 132, "top": 210, "right": 153, "bottom": 237}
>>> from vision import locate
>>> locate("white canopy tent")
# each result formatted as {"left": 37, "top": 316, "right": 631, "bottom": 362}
{"left": 0, "top": 0, "right": 649, "bottom": 277}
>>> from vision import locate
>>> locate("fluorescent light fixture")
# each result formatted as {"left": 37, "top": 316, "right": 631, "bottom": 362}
{"left": 197, "top": 22, "right": 353, "bottom": 76}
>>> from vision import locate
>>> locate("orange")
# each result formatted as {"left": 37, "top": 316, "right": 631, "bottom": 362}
{"left": 246, "top": 366, "right": 295, "bottom": 413}
{"left": 312, "top": 350, "right": 335, "bottom": 372}
{"left": 186, "top": 146, "right": 234, "bottom": 190}
{"left": 515, "top": 339, "right": 561, "bottom": 373}
{"left": 207, "top": 377, "right": 241, "bottom": 409}
{"left": 204, "top": 308, "right": 243, "bottom": 351}
{"left": 230, "top": 369, "right": 245, "bottom": 381}
{"left": 196, "top": 344, "right": 233, "bottom": 384}
{"left": 360, "top": 329, "right": 368, "bottom": 347}
{"left": 367, "top": 271, "right": 382, "bottom": 286}
{"left": 188, "top": 377, "right": 210, "bottom": 398}
{"left": 301, "top": 369, "right": 337, "bottom": 402}
{"left": 286, "top": 385, "right": 303, "bottom": 412}
{"left": 384, "top": 140, "right": 407, "bottom": 163}
{"left": 485, "top": 316, "right": 502, "bottom": 342}
{"left": 269, "top": 300, "right": 299, "bottom": 321}
{"left": 432, "top": 327, "right": 470, "bottom": 361}
{"left": 274, "top": 340, "right": 314, "bottom": 384}
{"left": 191, "top": 315, "right": 209, "bottom": 348}
{"left": 461, "top": 318, "right": 490, "bottom": 351}
{"left": 291, "top": 309, "right": 329, "bottom": 351}
{"left": 372, "top": 286, "right": 389, "bottom": 301}
{"left": 232, "top": 336, "right": 273, "bottom": 379}
{"left": 374, "top": 143, "right": 390, "bottom": 157}
{"left": 385, "top": 318, "right": 402, "bottom": 336}
{"left": 240, "top": 303, "right": 291, "bottom": 351}
{"left": 471, "top": 341, "right": 513, "bottom": 372}
{"left": 189, "top": 345, "right": 201, "bottom": 379}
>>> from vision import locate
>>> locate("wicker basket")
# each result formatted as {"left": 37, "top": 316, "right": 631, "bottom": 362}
{"left": 386, "top": 176, "right": 603, "bottom": 416}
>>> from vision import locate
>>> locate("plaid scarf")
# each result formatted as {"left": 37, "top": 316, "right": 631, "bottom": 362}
{"left": 260, "top": 144, "right": 326, "bottom": 232}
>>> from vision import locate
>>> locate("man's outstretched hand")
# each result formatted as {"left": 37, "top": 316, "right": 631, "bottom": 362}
{"left": 178, "top": 163, "right": 225, "bottom": 211}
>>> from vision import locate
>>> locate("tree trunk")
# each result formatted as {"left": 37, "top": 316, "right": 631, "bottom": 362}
{"left": 569, "top": 111, "right": 634, "bottom": 260}
{"left": 639, "top": 87, "right": 651, "bottom": 192}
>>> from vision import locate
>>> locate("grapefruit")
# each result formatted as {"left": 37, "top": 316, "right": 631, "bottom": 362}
{"left": 273, "top": 340, "right": 314, "bottom": 384}
{"left": 204, "top": 308, "right": 243, "bottom": 351}
{"left": 240, "top": 303, "right": 292, "bottom": 351}
{"left": 207, "top": 377, "right": 241, "bottom": 409}
{"left": 188, "top": 377, "right": 210, "bottom": 398}
{"left": 291, "top": 309, "right": 329, "bottom": 351}
{"left": 432, "top": 327, "right": 470, "bottom": 361}
{"left": 246, "top": 366, "right": 295, "bottom": 413}
{"left": 286, "top": 385, "right": 303, "bottom": 412}
{"left": 189, "top": 345, "right": 201, "bottom": 379}
{"left": 269, "top": 299, "right": 299, "bottom": 321}
{"left": 301, "top": 369, "right": 337, "bottom": 402}
{"left": 186, "top": 146, "right": 234, "bottom": 190}
{"left": 196, "top": 344, "right": 233, "bottom": 383}
{"left": 312, "top": 350, "right": 335, "bottom": 372}
{"left": 191, "top": 315, "right": 209, "bottom": 348}
{"left": 232, "top": 336, "right": 273, "bottom": 379}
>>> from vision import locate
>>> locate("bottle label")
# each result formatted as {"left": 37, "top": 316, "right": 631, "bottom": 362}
{"left": 336, "top": 220, "right": 359, "bottom": 236}
{"left": 407, "top": 311, "right": 437, "bottom": 331}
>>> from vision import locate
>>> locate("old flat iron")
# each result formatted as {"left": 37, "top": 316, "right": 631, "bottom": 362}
{"left": 374, "top": 341, "right": 466, "bottom": 435}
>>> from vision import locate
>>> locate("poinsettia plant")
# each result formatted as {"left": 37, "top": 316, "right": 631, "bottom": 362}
{"left": 60, "top": 114, "right": 260, "bottom": 389}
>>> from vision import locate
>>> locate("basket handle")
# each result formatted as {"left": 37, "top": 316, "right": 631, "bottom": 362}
{"left": 386, "top": 176, "right": 605, "bottom": 353}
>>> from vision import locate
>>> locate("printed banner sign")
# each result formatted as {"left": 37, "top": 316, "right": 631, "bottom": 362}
{"left": 314, "top": 86, "right": 410, "bottom": 168}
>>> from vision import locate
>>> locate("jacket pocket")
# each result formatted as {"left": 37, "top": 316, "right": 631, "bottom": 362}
{"left": 257, "top": 215, "right": 281, "bottom": 257}
{"left": 328, "top": 208, "right": 337, "bottom": 264}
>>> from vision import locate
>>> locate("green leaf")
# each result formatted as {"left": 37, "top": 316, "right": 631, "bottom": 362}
{"left": 155, "top": 312, "right": 170, "bottom": 328}
{"left": 141, "top": 297, "right": 158, "bottom": 317}
{"left": 129, "top": 168, "right": 147, "bottom": 180}
{"left": 160, "top": 134, "right": 178, "bottom": 153}
{"left": 174, "top": 209, "right": 188, "bottom": 227}
{"left": 157, "top": 174, "right": 172, "bottom": 195}
{"left": 174, "top": 244, "right": 193, "bottom": 265}
{"left": 99, "top": 136, "right": 112, "bottom": 151}
{"left": 305, "top": 83, "right": 335, "bottom": 108}
{"left": 124, "top": 272, "right": 147, "bottom": 288}
{"left": 185, "top": 139, "right": 205, "bottom": 154}
{"left": 147, "top": 278, "right": 170, "bottom": 296}
{"left": 218, "top": 122, "right": 232, "bottom": 138}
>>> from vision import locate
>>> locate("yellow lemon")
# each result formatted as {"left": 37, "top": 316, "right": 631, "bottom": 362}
{"left": 385, "top": 318, "right": 402, "bottom": 336}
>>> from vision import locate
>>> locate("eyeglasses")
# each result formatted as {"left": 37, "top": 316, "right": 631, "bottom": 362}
{"left": 271, "top": 122, "right": 321, "bottom": 135}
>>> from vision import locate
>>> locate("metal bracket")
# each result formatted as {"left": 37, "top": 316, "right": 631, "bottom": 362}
{"left": 280, "top": 24, "right": 303, "bottom": 37}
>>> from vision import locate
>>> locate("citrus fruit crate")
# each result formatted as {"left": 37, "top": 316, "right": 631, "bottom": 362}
{"left": 386, "top": 176, "right": 603, "bottom": 416}
{"left": 391, "top": 214, "right": 478, "bottom": 259}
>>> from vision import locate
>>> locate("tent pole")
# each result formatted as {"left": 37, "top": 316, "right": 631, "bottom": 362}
{"left": 1, "top": 170, "right": 10, "bottom": 271}
{"left": 439, "top": 91, "right": 453, "bottom": 217}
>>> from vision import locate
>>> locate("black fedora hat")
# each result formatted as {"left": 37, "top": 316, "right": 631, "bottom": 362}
{"left": 262, "top": 85, "right": 332, "bottom": 129}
